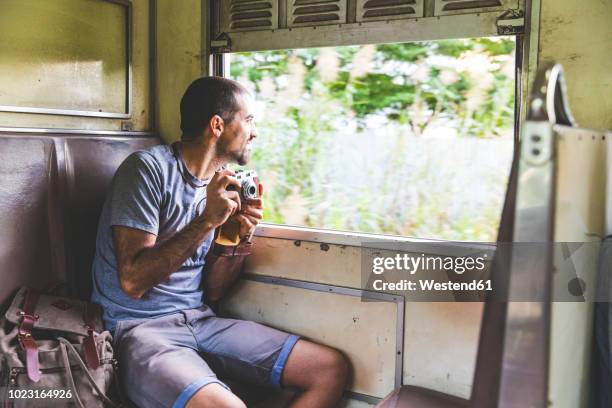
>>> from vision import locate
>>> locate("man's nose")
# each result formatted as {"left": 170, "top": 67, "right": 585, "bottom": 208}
{"left": 250, "top": 124, "right": 257, "bottom": 138}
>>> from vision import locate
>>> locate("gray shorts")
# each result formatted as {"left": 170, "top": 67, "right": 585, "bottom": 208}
{"left": 113, "top": 305, "right": 300, "bottom": 408}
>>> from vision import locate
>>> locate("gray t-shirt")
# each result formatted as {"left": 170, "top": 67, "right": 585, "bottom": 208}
{"left": 91, "top": 144, "right": 213, "bottom": 331}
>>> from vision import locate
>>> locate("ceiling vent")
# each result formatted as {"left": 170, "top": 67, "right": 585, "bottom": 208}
{"left": 222, "top": 0, "right": 278, "bottom": 32}
{"left": 357, "top": 0, "right": 424, "bottom": 22}
{"left": 288, "top": 0, "right": 347, "bottom": 27}
{"left": 435, "top": 0, "right": 516, "bottom": 16}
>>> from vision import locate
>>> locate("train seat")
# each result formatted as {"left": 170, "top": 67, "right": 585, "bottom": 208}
{"left": 0, "top": 136, "right": 62, "bottom": 307}
{"left": 0, "top": 132, "right": 161, "bottom": 305}
{"left": 60, "top": 137, "right": 161, "bottom": 298}
{"left": 0, "top": 132, "right": 287, "bottom": 406}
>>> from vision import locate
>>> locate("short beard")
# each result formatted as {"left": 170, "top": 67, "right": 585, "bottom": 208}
{"left": 236, "top": 149, "right": 250, "bottom": 166}
{"left": 216, "top": 139, "right": 249, "bottom": 166}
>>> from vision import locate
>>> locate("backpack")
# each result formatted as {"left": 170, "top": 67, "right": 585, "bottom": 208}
{"left": 0, "top": 287, "right": 121, "bottom": 407}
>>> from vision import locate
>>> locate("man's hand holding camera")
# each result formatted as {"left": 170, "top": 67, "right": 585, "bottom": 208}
{"left": 232, "top": 183, "right": 263, "bottom": 240}
{"left": 200, "top": 169, "right": 263, "bottom": 240}
{"left": 201, "top": 169, "right": 242, "bottom": 228}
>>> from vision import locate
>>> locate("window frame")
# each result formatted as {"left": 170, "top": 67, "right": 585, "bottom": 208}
{"left": 209, "top": 6, "right": 538, "bottom": 245}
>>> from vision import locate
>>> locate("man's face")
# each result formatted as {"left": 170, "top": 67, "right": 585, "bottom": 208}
{"left": 217, "top": 93, "right": 257, "bottom": 166}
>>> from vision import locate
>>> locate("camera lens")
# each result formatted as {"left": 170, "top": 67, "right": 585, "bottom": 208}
{"left": 246, "top": 184, "right": 257, "bottom": 198}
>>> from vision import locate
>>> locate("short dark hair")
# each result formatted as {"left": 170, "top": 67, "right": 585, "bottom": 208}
{"left": 180, "top": 76, "right": 247, "bottom": 140}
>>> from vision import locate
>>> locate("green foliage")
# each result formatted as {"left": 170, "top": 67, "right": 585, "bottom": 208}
{"left": 377, "top": 42, "right": 429, "bottom": 61}
{"left": 230, "top": 51, "right": 290, "bottom": 87}
{"left": 435, "top": 40, "right": 474, "bottom": 57}
{"left": 335, "top": 46, "right": 360, "bottom": 67}
{"left": 230, "top": 37, "right": 516, "bottom": 241}
{"left": 351, "top": 74, "right": 416, "bottom": 118}
{"left": 475, "top": 37, "right": 516, "bottom": 56}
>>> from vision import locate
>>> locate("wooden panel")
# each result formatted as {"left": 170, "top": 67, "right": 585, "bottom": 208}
{"left": 221, "top": 280, "right": 399, "bottom": 398}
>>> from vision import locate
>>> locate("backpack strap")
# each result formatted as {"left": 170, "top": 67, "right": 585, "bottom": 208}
{"left": 82, "top": 303, "right": 101, "bottom": 370}
{"left": 17, "top": 289, "right": 40, "bottom": 382}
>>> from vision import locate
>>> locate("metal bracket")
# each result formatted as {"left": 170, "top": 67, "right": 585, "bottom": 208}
{"left": 521, "top": 122, "right": 554, "bottom": 167}
{"left": 211, "top": 32, "right": 232, "bottom": 53}
{"left": 528, "top": 63, "right": 576, "bottom": 126}
{"left": 497, "top": 9, "right": 525, "bottom": 35}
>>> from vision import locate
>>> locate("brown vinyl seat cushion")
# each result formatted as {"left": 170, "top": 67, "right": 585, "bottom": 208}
{"left": 0, "top": 133, "right": 160, "bottom": 305}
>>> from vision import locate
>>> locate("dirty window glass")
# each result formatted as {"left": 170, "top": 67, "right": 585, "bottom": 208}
{"left": 0, "top": 0, "right": 128, "bottom": 114}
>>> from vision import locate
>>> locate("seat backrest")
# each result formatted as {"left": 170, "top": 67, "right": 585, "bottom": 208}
{"left": 0, "top": 136, "right": 62, "bottom": 306}
{"left": 0, "top": 132, "right": 161, "bottom": 306}
{"left": 62, "top": 137, "right": 161, "bottom": 299}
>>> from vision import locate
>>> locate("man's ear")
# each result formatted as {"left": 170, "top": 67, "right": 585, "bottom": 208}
{"left": 209, "top": 115, "right": 225, "bottom": 139}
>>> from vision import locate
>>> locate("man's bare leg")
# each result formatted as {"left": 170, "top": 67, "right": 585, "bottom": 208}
{"left": 281, "top": 339, "right": 350, "bottom": 408}
{"left": 185, "top": 383, "right": 246, "bottom": 408}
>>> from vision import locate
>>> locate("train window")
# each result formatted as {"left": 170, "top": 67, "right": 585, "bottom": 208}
{"left": 0, "top": 0, "right": 130, "bottom": 118}
{"left": 228, "top": 37, "right": 515, "bottom": 241}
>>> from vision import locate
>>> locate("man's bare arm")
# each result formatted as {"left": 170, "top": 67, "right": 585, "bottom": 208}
{"left": 114, "top": 170, "right": 242, "bottom": 299}
{"left": 203, "top": 243, "right": 252, "bottom": 302}
{"left": 113, "top": 217, "right": 215, "bottom": 299}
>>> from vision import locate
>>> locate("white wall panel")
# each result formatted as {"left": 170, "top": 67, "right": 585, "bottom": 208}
{"left": 221, "top": 280, "right": 399, "bottom": 398}
{"left": 242, "top": 237, "right": 486, "bottom": 398}
{"left": 549, "top": 128, "right": 608, "bottom": 408}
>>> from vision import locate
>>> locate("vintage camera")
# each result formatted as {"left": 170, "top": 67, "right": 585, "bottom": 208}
{"left": 231, "top": 169, "right": 259, "bottom": 201}
{"left": 217, "top": 169, "right": 260, "bottom": 247}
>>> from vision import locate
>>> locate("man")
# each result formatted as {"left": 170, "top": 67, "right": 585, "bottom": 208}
{"left": 91, "top": 77, "right": 349, "bottom": 408}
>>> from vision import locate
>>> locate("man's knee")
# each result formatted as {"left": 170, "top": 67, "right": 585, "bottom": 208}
{"left": 185, "top": 383, "right": 246, "bottom": 408}
{"left": 283, "top": 340, "right": 350, "bottom": 390}
{"left": 315, "top": 347, "right": 350, "bottom": 386}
